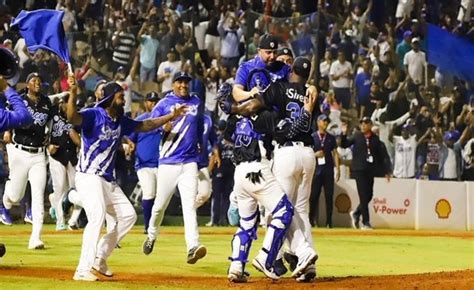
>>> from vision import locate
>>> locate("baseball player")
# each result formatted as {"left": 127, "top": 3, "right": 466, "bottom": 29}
{"left": 143, "top": 72, "right": 207, "bottom": 265}
{"left": 66, "top": 76, "right": 186, "bottom": 281}
{"left": 47, "top": 95, "right": 81, "bottom": 231}
{"left": 3, "top": 72, "right": 53, "bottom": 250}
{"left": 276, "top": 47, "right": 294, "bottom": 66}
{"left": 220, "top": 80, "right": 318, "bottom": 283}
{"left": 0, "top": 73, "right": 34, "bottom": 224}
{"left": 195, "top": 111, "right": 219, "bottom": 208}
{"left": 222, "top": 57, "right": 319, "bottom": 281}
{"left": 127, "top": 92, "right": 161, "bottom": 233}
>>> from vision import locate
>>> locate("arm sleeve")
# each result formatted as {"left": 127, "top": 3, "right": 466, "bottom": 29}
{"left": 121, "top": 116, "right": 141, "bottom": 136}
{"left": 234, "top": 64, "right": 249, "bottom": 87}
{"left": 0, "top": 87, "right": 33, "bottom": 131}
{"left": 80, "top": 108, "right": 98, "bottom": 130}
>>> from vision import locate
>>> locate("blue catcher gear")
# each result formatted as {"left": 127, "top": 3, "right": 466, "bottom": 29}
{"left": 260, "top": 195, "right": 294, "bottom": 269}
{"left": 216, "top": 82, "right": 234, "bottom": 114}
{"left": 228, "top": 210, "right": 259, "bottom": 263}
{"left": 227, "top": 204, "right": 240, "bottom": 226}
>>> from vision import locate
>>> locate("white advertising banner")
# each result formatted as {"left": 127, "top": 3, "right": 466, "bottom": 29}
{"left": 326, "top": 179, "right": 359, "bottom": 228}
{"left": 369, "top": 178, "right": 417, "bottom": 229}
{"left": 416, "top": 180, "right": 467, "bottom": 230}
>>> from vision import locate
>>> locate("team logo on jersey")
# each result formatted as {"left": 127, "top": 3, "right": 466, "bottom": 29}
{"left": 98, "top": 125, "right": 121, "bottom": 141}
{"left": 52, "top": 116, "right": 73, "bottom": 137}
{"left": 27, "top": 107, "right": 49, "bottom": 126}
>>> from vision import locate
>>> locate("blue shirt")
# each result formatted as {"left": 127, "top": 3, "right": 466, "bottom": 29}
{"left": 151, "top": 92, "right": 201, "bottom": 165}
{"left": 234, "top": 56, "right": 291, "bottom": 90}
{"left": 140, "top": 35, "right": 159, "bottom": 69}
{"left": 77, "top": 107, "right": 140, "bottom": 182}
{"left": 312, "top": 131, "right": 337, "bottom": 175}
{"left": 0, "top": 87, "right": 33, "bottom": 132}
{"left": 354, "top": 72, "right": 371, "bottom": 105}
{"left": 128, "top": 112, "right": 161, "bottom": 170}
{"left": 198, "top": 113, "right": 217, "bottom": 168}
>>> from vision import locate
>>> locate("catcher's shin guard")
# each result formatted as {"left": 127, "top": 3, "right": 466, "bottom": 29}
{"left": 229, "top": 211, "right": 258, "bottom": 263}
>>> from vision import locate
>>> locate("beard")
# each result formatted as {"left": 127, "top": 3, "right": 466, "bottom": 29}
{"left": 113, "top": 103, "right": 125, "bottom": 117}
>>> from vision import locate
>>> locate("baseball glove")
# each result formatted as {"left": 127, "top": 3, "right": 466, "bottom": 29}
{"left": 216, "top": 82, "right": 234, "bottom": 114}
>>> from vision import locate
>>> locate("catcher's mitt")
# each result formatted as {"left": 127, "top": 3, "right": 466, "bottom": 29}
{"left": 216, "top": 82, "right": 234, "bottom": 114}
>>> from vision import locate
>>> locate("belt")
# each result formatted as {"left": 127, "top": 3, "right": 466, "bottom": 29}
{"left": 14, "top": 143, "right": 44, "bottom": 153}
{"left": 277, "top": 141, "right": 306, "bottom": 149}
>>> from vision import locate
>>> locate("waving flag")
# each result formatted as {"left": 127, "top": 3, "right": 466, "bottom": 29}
{"left": 11, "top": 9, "right": 70, "bottom": 64}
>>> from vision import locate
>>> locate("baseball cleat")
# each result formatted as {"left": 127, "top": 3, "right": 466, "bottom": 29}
{"left": 283, "top": 252, "right": 298, "bottom": 272}
{"left": 291, "top": 251, "right": 318, "bottom": 278}
{"left": 93, "top": 258, "right": 113, "bottom": 277}
{"left": 1, "top": 208, "right": 13, "bottom": 226}
{"left": 350, "top": 210, "right": 360, "bottom": 229}
{"left": 143, "top": 238, "right": 155, "bottom": 255}
{"left": 187, "top": 245, "right": 207, "bottom": 264}
{"left": 68, "top": 223, "right": 79, "bottom": 230}
{"left": 24, "top": 208, "right": 33, "bottom": 224}
{"left": 227, "top": 262, "right": 248, "bottom": 283}
{"left": 295, "top": 264, "right": 316, "bottom": 282}
{"left": 73, "top": 270, "right": 99, "bottom": 281}
{"left": 273, "top": 258, "right": 288, "bottom": 276}
{"left": 360, "top": 223, "right": 374, "bottom": 230}
{"left": 28, "top": 240, "right": 44, "bottom": 250}
{"left": 251, "top": 256, "right": 280, "bottom": 281}
{"left": 56, "top": 224, "right": 67, "bottom": 231}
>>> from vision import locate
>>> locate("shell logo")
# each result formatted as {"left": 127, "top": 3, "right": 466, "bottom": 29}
{"left": 435, "top": 199, "right": 452, "bottom": 219}
{"left": 335, "top": 193, "right": 351, "bottom": 213}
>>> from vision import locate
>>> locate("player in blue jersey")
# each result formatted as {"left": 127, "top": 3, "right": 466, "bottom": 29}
{"left": 143, "top": 72, "right": 207, "bottom": 265}
{"left": 66, "top": 76, "right": 187, "bottom": 282}
{"left": 195, "top": 112, "right": 219, "bottom": 208}
{"left": 232, "top": 34, "right": 317, "bottom": 104}
{"left": 127, "top": 92, "right": 161, "bottom": 234}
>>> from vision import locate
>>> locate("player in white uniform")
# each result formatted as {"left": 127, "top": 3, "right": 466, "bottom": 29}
{"left": 3, "top": 73, "right": 53, "bottom": 250}
{"left": 143, "top": 72, "right": 207, "bottom": 265}
{"left": 66, "top": 77, "right": 186, "bottom": 281}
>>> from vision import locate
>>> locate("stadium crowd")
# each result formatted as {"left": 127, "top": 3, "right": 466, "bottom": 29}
{"left": 0, "top": 0, "right": 472, "bottom": 231}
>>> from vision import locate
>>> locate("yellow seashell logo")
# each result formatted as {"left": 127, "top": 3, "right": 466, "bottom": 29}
{"left": 335, "top": 193, "right": 351, "bottom": 214}
{"left": 435, "top": 199, "right": 451, "bottom": 219}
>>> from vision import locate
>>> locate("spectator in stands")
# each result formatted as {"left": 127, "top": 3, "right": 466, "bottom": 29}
{"left": 319, "top": 50, "right": 333, "bottom": 79}
{"left": 217, "top": 12, "right": 243, "bottom": 73}
{"left": 137, "top": 22, "right": 159, "bottom": 87}
{"left": 330, "top": 49, "right": 353, "bottom": 109}
{"left": 111, "top": 18, "right": 136, "bottom": 72}
{"left": 390, "top": 124, "right": 418, "bottom": 178}
{"left": 404, "top": 37, "right": 426, "bottom": 86}
{"left": 156, "top": 48, "right": 182, "bottom": 93}
{"left": 354, "top": 58, "right": 372, "bottom": 117}
{"left": 396, "top": 30, "right": 413, "bottom": 72}
{"left": 439, "top": 130, "right": 462, "bottom": 180}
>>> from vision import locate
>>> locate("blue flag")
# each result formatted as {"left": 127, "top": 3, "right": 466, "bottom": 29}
{"left": 427, "top": 24, "right": 474, "bottom": 84}
{"left": 11, "top": 9, "right": 70, "bottom": 63}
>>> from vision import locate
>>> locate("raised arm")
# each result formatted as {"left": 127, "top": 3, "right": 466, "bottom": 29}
{"left": 0, "top": 77, "right": 33, "bottom": 131}
{"left": 134, "top": 104, "right": 188, "bottom": 132}
{"left": 66, "top": 76, "right": 83, "bottom": 126}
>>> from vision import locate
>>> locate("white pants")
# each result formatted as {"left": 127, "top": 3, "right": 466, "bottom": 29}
{"left": 136, "top": 167, "right": 159, "bottom": 200}
{"left": 272, "top": 145, "right": 316, "bottom": 254}
{"left": 4, "top": 144, "right": 47, "bottom": 245}
{"left": 48, "top": 156, "right": 76, "bottom": 226}
{"left": 233, "top": 161, "right": 285, "bottom": 216}
{"left": 147, "top": 162, "right": 199, "bottom": 251}
{"left": 196, "top": 167, "right": 211, "bottom": 208}
{"left": 75, "top": 172, "right": 137, "bottom": 272}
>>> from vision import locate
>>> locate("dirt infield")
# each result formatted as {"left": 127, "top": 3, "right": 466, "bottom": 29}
{"left": 1, "top": 266, "right": 472, "bottom": 289}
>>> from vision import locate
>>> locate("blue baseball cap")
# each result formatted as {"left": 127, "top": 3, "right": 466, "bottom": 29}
{"left": 317, "top": 114, "right": 330, "bottom": 122}
{"left": 172, "top": 71, "right": 192, "bottom": 83}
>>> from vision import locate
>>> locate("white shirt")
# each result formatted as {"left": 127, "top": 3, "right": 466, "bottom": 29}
{"left": 320, "top": 60, "right": 332, "bottom": 78}
{"left": 117, "top": 75, "right": 133, "bottom": 114}
{"left": 184, "top": 21, "right": 209, "bottom": 50}
{"left": 442, "top": 147, "right": 457, "bottom": 179}
{"left": 404, "top": 50, "right": 426, "bottom": 84}
{"left": 377, "top": 41, "right": 390, "bottom": 63}
{"left": 396, "top": 0, "right": 414, "bottom": 18}
{"left": 393, "top": 135, "right": 417, "bottom": 178}
{"left": 337, "top": 147, "right": 352, "bottom": 180}
{"left": 157, "top": 60, "right": 182, "bottom": 93}
{"left": 329, "top": 60, "right": 352, "bottom": 88}
{"left": 205, "top": 80, "right": 218, "bottom": 112}
{"left": 13, "top": 38, "right": 28, "bottom": 68}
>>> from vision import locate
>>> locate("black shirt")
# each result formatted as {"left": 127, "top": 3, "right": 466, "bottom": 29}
{"left": 13, "top": 91, "right": 53, "bottom": 147}
{"left": 260, "top": 81, "right": 315, "bottom": 146}
{"left": 224, "top": 111, "right": 276, "bottom": 165}
{"left": 312, "top": 131, "right": 337, "bottom": 174}
{"left": 50, "top": 107, "right": 78, "bottom": 166}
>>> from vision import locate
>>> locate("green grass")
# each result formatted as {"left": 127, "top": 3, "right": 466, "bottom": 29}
{"left": 0, "top": 225, "right": 473, "bottom": 289}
